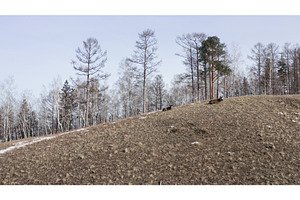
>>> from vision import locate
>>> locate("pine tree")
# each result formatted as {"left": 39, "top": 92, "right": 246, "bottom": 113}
{"left": 201, "top": 36, "right": 227, "bottom": 99}
{"left": 60, "top": 80, "right": 76, "bottom": 131}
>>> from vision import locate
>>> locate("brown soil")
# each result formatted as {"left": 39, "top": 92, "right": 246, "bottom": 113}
{"left": 1, "top": 95, "right": 300, "bottom": 185}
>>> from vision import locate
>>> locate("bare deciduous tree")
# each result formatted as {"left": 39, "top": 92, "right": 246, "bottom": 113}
{"left": 116, "top": 60, "right": 140, "bottom": 118}
{"left": 72, "top": 38, "right": 110, "bottom": 126}
{"left": 151, "top": 74, "right": 166, "bottom": 110}
{"left": 176, "top": 34, "right": 196, "bottom": 103}
{"left": 248, "top": 42, "right": 265, "bottom": 95}
{"left": 0, "top": 77, "right": 17, "bottom": 142}
{"left": 127, "top": 29, "right": 161, "bottom": 113}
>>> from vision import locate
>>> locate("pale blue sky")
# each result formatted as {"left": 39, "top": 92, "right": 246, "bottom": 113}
{"left": 1, "top": 15, "right": 300, "bottom": 97}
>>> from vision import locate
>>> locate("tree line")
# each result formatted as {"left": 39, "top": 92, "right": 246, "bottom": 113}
{"left": 248, "top": 42, "right": 300, "bottom": 95}
{"left": 1, "top": 29, "right": 300, "bottom": 143}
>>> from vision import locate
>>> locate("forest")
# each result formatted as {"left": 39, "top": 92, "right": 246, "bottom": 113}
{"left": 1, "top": 29, "right": 300, "bottom": 143}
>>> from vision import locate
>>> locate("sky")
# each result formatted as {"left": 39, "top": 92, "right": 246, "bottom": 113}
{"left": 1, "top": 5, "right": 300, "bottom": 99}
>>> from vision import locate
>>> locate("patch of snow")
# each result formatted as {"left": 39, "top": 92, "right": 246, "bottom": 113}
{"left": 139, "top": 116, "right": 147, "bottom": 120}
{"left": 59, "top": 132, "right": 69, "bottom": 136}
{"left": 191, "top": 141, "right": 199, "bottom": 144}
{"left": 295, "top": 112, "right": 299, "bottom": 115}
{"left": 292, "top": 120, "right": 296, "bottom": 123}
{"left": 0, "top": 146, "right": 18, "bottom": 154}
{"left": 169, "top": 126, "right": 175, "bottom": 128}
{"left": 0, "top": 136, "right": 55, "bottom": 154}
{"left": 0, "top": 127, "right": 89, "bottom": 154}
{"left": 73, "top": 128, "right": 87, "bottom": 132}
{"left": 145, "top": 110, "right": 159, "bottom": 115}
{"left": 267, "top": 125, "right": 271, "bottom": 129}
{"left": 65, "top": 128, "right": 88, "bottom": 134}
{"left": 279, "top": 112, "right": 284, "bottom": 115}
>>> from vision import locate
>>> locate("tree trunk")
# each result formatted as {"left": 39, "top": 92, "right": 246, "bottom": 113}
{"left": 258, "top": 57, "right": 261, "bottom": 95}
{"left": 51, "top": 100, "right": 54, "bottom": 134}
{"left": 204, "top": 62, "right": 208, "bottom": 100}
{"left": 224, "top": 77, "right": 227, "bottom": 98}
{"left": 86, "top": 64, "right": 90, "bottom": 127}
{"left": 217, "top": 74, "right": 219, "bottom": 98}
{"left": 196, "top": 49, "right": 200, "bottom": 102}
{"left": 190, "top": 48, "right": 195, "bottom": 103}
{"left": 211, "top": 54, "right": 215, "bottom": 100}
{"left": 209, "top": 61, "right": 212, "bottom": 100}
{"left": 143, "top": 65, "right": 147, "bottom": 113}
{"left": 287, "top": 61, "right": 290, "bottom": 94}
{"left": 159, "top": 88, "right": 162, "bottom": 110}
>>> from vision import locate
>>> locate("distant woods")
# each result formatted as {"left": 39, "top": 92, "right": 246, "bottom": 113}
{"left": 248, "top": 42, "right": 300, "bottom": 95}
{"left": 1, "top": 29, "right": 300, "bottom": 142}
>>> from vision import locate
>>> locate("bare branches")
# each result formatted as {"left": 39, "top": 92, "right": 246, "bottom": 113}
{"left": 127, "top": 29, "right": 161, "bottom": 113}
{"left": 72, "top": 38, "right": 110, "bottom": 127}
{"left": 176, "top": 33, "right": 208, "bottom": 102}
{"left": 72, "top": 38, "right": 109, "bottom": 79}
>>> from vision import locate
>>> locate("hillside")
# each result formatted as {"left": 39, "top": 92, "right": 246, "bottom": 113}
{"left": 1, "top": 95, "right": 300, "bottom": 185}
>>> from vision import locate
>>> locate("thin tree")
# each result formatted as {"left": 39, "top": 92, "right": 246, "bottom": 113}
{"left": 248, "top": 42, "right": 265, "bottom": 95}
{"left": 72, "top": 38, "right": 110, "bottom": 127}
{"left": 282, "top": 43, "right": 292, "bottom": 94}
{"left": 127, "top": 29, "right": 161, "bottom": 113}
{"left": 266, "top": 43, "right": 279, "bottom": 95}
{"left": 151, "top": 74, "right": 166, "bottom": 110}
{"left": 191, "top": 33, "right": 207, "bottom": 102}
{"left": 116, "top": 60, "right": 139, "bottom": 118}
{"left": 176, "top": 34, "right": 196, "bottom": 103}
{"left": 18, "top": 98, "right": 30, "bottom": 139}
{"left": 0, "top": 77, "right": 16, "bottom": 142}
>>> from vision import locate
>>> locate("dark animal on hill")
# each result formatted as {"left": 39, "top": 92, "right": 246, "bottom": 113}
{"left": 209, "top": 97, "right": 223, "bottom": 104}
{"left": 162, "top": 105, "right": 172, "bottom": 111}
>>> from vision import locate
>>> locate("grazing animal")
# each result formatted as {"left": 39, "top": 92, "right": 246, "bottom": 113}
{"left": 209, "top": 97, "right": 223, "bottom": 104}
{"left": 162, "top": 105, "right": 172, "bottom": 111}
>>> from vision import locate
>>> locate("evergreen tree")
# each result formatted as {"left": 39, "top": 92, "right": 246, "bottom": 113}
{"left": 28, "top": 111, "right": 38, "bottom": 137}
{"left": 278, "top": 57, "right": 288, "bottom": 94}
{"left": 60, "top": 80, "right": 76, "bottom": 131}
{"left": 201, "top": 36, "right": 227, "bottom": 99}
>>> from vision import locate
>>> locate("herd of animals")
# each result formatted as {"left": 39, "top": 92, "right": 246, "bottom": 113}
{"left": 162, "top": 97, "right": 223, "bottom": 112}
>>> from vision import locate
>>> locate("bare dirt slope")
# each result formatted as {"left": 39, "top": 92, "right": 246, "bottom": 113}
{"left": 1, "top": 95, "right": 300, "bottom": 185}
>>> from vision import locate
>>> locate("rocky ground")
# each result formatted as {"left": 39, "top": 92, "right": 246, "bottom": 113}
{"left": 1, "top": 95, "right": 300, "bottom": 185}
